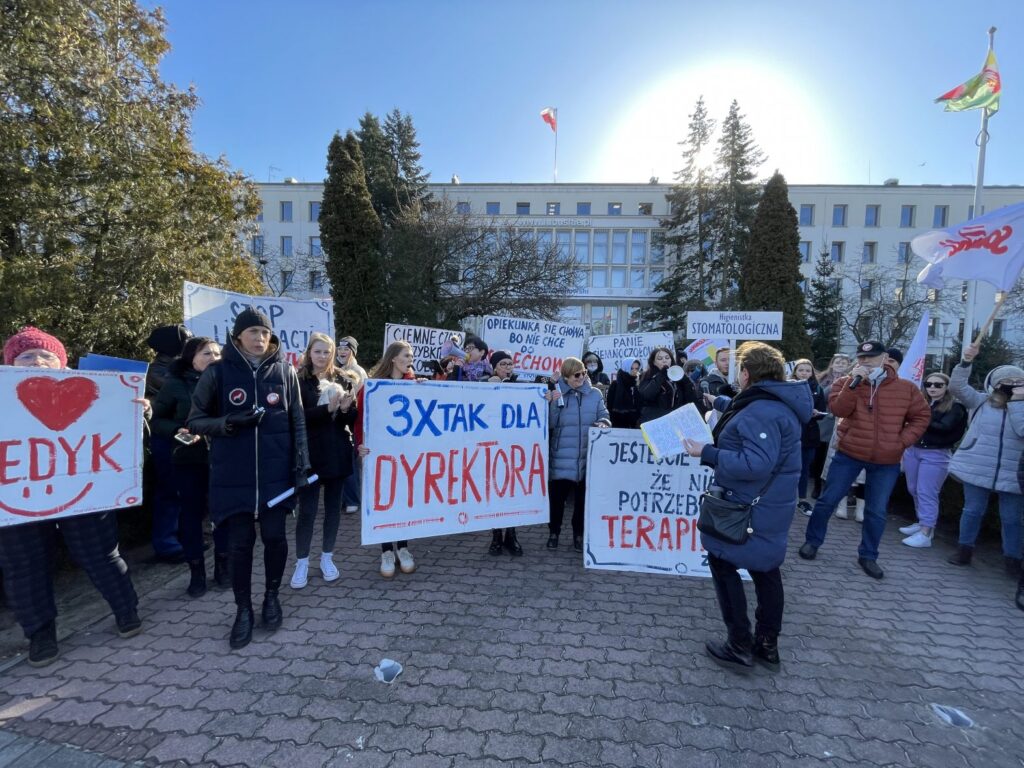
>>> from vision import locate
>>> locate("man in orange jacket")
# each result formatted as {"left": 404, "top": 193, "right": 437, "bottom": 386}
{"left": 799, "top": 341, "right": 930, "bottom": 578}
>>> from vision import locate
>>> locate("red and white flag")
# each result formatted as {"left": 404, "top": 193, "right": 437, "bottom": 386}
{"left": 540, "top": 107, "right": 557, "bottom": 133}
{"left": 914, "top": 202, "right": 1024, "bottom": 291}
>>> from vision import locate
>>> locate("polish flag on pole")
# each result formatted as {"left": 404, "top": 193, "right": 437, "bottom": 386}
{"left": 898, "top": 310, "right": 930, "bottom": 387}
{"left": 540, "top": 107, "right": 557, "bottom": 132}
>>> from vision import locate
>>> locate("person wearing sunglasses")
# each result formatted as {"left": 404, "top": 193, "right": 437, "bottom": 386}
{"left": 548, "top": 357, "right": 611, "bottom": 552}
{"left": 898, "top": 373, "right": 967, "bottom": 548}
{"left": 947, "top": 342, "right": 1024, "bottom": 589}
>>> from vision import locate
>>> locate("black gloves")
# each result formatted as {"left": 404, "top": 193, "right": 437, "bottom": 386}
{"left": 294, "top": 470, "right": 310, "bottom": 490}
{"left": 225, "top": 408, "right": 264, "bottom": 430}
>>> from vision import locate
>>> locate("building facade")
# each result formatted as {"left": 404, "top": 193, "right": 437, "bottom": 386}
{"left": 254, "top": 180, "right": 1024, "bottom": 363}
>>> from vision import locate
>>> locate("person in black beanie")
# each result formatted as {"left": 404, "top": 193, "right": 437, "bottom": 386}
{"left": 188, "top": 307, "right": 310, "bottom": 649}
{"left": 486, "top": 349, "right": 524, "bottom": 555}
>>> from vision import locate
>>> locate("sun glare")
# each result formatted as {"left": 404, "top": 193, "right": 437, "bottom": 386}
{"left": 594, "top": 60, "right": 835, "bottom": 184}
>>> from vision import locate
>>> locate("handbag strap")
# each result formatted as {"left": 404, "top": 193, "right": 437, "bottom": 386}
{"left": 749, "top": 447, "right": 790, "bottom": 506}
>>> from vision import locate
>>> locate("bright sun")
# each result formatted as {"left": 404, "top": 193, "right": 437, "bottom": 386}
{"left": 594, "top": 60, "right": 836, "bottom": 184}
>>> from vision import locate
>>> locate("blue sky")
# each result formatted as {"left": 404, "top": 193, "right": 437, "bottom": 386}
{"left": 154, "top": 0, "right": 1023, "bottom": 187}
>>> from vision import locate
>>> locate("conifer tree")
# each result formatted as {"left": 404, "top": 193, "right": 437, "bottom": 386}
{"left": 740, "top": 172, "right": 811, "bottom": 358}
{"left": 319, "top": 132, "right": 388, "bottom": 360}
{"left": 356, "top": 109, "right": 430, "bottom": 222}
{"left": 805, "top": 247, "right": 843, "bottom": 366}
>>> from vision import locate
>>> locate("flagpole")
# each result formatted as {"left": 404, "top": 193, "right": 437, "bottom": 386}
{"left": 962, "top": 26, "right": 996, "bottom": 353}
{"left": 553, "top": 108, "right": 558, "bottom": 183}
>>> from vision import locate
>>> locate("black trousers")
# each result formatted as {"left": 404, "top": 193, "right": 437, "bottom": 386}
{"left": 707, "top": 552, "right": 783, "bottom": 647}
{"left": 0, "top": 512, "right": 138, "bottom": 638}
{"left": 549, "top": 479, "right": 586, "bottom": 537}
{"left": 175, "top": 462, "right": 227, "bottom": 562}
{"left": 222, "top": 508, "right": 288, "bottom": 607}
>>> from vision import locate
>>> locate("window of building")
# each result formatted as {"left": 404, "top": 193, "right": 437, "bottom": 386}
{"left": 799, "top": 241, "right": 811, "bottom": 263}
{"left": 860, "top": 280, "right": 873, "bottom": 299}
{"left": 626, "top": 306, "right": 650, "bottom": 332}
{"left": 897, "top": 242, "right": 911, "bottom": 263}
{"left": 280, "top": 201, "right": 292, "bottom": 222}
{"left": 611, "top": 268, "right": 627, "bottom": 288}
{"left": 611, "top": 230, "right": 628, "bottom": 264}
{"left": 830, "top": 241, "right": 844, "bottom": 263}
{"left": 608, "top": 202, "right": 622, "bottom": 216}
{"left": 591, "top": 269, "right": 608, "bottom": 289}
{"left": 630, "top": 230, "right": 647, "bottom": 263}
{"left": 992, "top": 319, "right": 1006, "bottom": 339}
{"left": 832, "top": 204, "right": 847, "bottom": 227}
{"left": 536, "top": 229, "right": 552, "bottom": 254}
{"left": 573, "top": 269, "right": 587, "bottom": 293}
{"left": 927, "top": 317, "right": 937, "bottom": 338}
{"left": 486, "top": 201, "right": 500, "bottom": 215}
{"left": 650, "top": 236, "right": 665, "bottom": 264}
{"left": 590, "top": 305, "right": 617, "bottom": 334}
{"left": 309, "top": 270, "right": 324, "bottom": 292}
{"left": 862, "top": 242, "right": 877, "bottom": 264}
{"left": 933, "top": 205, "right": 949, "bottom": 228}
{"left": 456, "top": 201, "right": 470, "bottom": 214}
{"left": 560, "top": 305, "right": 583, "bottom": 324}
{"left": 968, "top": 204, "right": 976, "bottom": 219}
{"left": 927, "top": 288, "right": 940, "bottom": 302}
{"left": 865, "top": 205, "right": 880, "bottom": 227}
{"left": 649, "top": 269, "right": 664, "bottom": 288}
{"left": 592, "top": 230, "right": 608, "bottom": 263}
{"left": 900, "top": 205, "right": 916, "bottom": 228}
{"left": 546, "top": 202, "right": 560, "bottom": 215}
{"left": 309, "top": 201, "right": 320, "bottom": 221}
{"left": 638, "top": 202, "right": 653, "bottom": 215}
{"left": 828, "top": 277, "right": 842, "bottom": 294}
{"left": 574, "top": 231, "right": 590, "bottom": 263}
{"left": 577, "top": 202, "right": 591, "bottom": 216}
{"left": 961, "top": 282, "right": 968, "bottom": 301}
{"left": 631, "top": 268, "right": 645, "bottom": 289}
{"left": 309, "top": 237, "right": 321, "bottom": 257}
{"left": 799, "top": 204, "right": 814, "bottom": 226}
{"left": 857, "top": 316, "right": 874, "bottom": 338}
{"left": 281, "top": 270, "right": 294, "bottom": 290}
{"left": 251, "top": 235, "right": 264, "bottom": 257}
{"left": 798, "top": 279, "right": 807, "bottom": 293}
{"left": 281, "top": 236, "right": 293, "bottom": 257}
{"left": 516, "top": 202, "right": 530, "bottom": 215}
{"left": 556, "top": 230, "right": 571, "bottom": 261}
{"left": 256, "top": 204, "right": 263, "bottom": 223}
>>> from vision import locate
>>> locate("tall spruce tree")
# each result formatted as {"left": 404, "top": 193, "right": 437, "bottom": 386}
{"left": 356, "top": 109, "right": 430, "bottom": 222}
{"left": 740, "top": 172, "right": 810, "bottom": 358}
{"left": 319, "top": 132, "right": 388, "bottom": 360}
{"left": 651, "top": 97, "right": 718, "bottom": 330}
{"left": 714, "top": 100, "right": 764, "bottom": 306}
{"left": 805, "top": 248, "right": 843, "bottom": 367}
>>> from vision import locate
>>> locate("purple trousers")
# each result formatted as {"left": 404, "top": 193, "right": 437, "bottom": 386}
{"left": 903, "top": 445, "right": 951, "bottom": 528}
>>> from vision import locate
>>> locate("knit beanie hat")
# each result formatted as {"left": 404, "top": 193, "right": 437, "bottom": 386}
{"left": 146, "top": 324, "right": 192, "bottom": 356}
{"left": 231, "top": 307, "right": 273, "bottom": 338}
{"left": 4, "top": 326, "right": 68, "bottom": 368}
{"left": 489, "top": 350, "right": 513, "bottom": 368}
{"left": 986, "top": 364, "right": 1024, "bottom": 391}
{"left": 338, "top": 336, "right": 359, "bottom": 355}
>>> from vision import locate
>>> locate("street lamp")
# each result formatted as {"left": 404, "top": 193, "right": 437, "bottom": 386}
{"left": 941, "top": 321, "right": 952, "bottom": 373}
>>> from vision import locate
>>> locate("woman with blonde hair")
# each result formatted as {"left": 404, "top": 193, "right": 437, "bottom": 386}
{"left": 336, "top": 335, "right": 366, "bottom": 514}
{"left": 290, "top": 332, "right": 357, "bottom": 589}
{"left": 789, "top": 359, "right": 826, "bottom": 513}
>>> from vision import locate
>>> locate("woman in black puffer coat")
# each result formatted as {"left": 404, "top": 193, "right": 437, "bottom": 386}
{"left": 606, "top": 361, "right": 641, "bottom": 429}
{"left": 638, "top": 346, "right": 699, "bottom": 424}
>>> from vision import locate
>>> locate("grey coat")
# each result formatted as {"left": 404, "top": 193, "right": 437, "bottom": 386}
{"left": 948, "top": 362, "right": 1024, "bottom": 494}
{"left": 549, "top": 378, "right": 611, "bottom": 482}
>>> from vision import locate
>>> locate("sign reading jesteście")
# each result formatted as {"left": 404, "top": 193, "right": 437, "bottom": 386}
{"left": 686, "top": 311, "right": 783, "bottom": 341}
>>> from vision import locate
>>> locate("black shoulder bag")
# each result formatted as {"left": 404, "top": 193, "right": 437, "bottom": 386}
{"left": 697, "top": 454, "right": 787, "bottom": 546}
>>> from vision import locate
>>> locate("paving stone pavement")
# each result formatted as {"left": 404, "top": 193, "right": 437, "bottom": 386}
{"left": 1, "top": 508, "right": 1022, "bottom": 767}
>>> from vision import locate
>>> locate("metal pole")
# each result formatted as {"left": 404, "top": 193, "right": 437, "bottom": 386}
{"left": 553, "top": 108, "right": 558, "bottom": 183}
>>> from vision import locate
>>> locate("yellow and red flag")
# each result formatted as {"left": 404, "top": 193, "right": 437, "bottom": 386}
{"left": 935, "top": 49, "right": 1001, "bottom": 114}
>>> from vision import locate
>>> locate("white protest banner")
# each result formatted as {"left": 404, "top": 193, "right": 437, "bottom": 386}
{"left": 360, "top": 380, "right": 549, "bottom": 544}
{"left": 183, "top": 281, "right": 334, "bottom": 366}
{"left": 686, "top": 311, "right": 783, "bottom": 341}
{"left": 0, "top": 368, "right": 145, "bottom": 527}
{"left": 384, "top": 324, "right": 464, "bottom": 376}
{"left": 482, "top": 315, "right": 586, "bottom": 378}
{"left": 684, "top": 338, "right": 729, "bottom": 368}
{"left": 583, "top": 428, "right": 714, "bottom": 577}
{"left": 586, "top": 331, "right": 673, "bottom": 373}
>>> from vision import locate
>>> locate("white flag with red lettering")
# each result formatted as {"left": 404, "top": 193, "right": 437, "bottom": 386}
{"left": 898, "top": 310, "right": 929, "bottom": 387}
{"left": 914, "top": 202, "right": 1024, "bottom": 290}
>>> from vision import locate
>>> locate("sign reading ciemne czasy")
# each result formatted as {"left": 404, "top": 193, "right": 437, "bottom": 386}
{"left": 686, "top": 311, "right": 783, "bottom": 341}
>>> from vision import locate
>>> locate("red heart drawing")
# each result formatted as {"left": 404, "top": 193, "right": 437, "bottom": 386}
{"left": 16, "top": 376, "right": 100, "bottom": 432}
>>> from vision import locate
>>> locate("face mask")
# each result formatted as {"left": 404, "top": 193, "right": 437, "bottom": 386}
{"left": 586, "top": 364, "right": 598, "bottom": 373}
{"left": 868, "top": 366, "right": 886, "bottom": 383}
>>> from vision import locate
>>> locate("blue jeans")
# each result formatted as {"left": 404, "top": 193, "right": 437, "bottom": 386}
{"left": 798, "top": 445, "right": 817, "bottom": 499}
{"left": 959, "top": 482, "right": 1024, "bottom": 558}
{"left": 342, "top": 450, "right": 361, "bottom": 509}
{"left": 805, "top": 451, "right": 901, "bottom": 561}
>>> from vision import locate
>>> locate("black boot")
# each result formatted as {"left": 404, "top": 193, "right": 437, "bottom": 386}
{"left": 213, "top": 554, "right": 230, "bottom": 590}
{"left": 261, "top": 590, "right": 282, "bottom": 631}
{"left": 948, "top": 545, "right": 973, "bottom": 566}
{"left": 573, "top": 535, "right": 584, "bottom": 552}
{"left": 229, "top": 604, "right": 254, "bottom": 649}
{"left": 488, "top": 530, "right": 504, "bottom": 556}
{"left": 186, "top": 560, "right": 207, "bottom": 598}
{"left": 1004, "top": 556, "right": 1022, "bottom": 577}
{"left": 752, "top": 633, "right": 780, "bottom": 672}
{"left": 546, "top": 534, "right": 559, "bottom": 549}
{"left": 504, "top": 529, "right": 523, "bottom": 557}
{"left": 28, "top": 620, "right": 59, "bottom": 668}
{"left": 705, "top": 638, "right": 753, "bottom": 672}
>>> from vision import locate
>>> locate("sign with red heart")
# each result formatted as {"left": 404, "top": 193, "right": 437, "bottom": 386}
{"left": 1, "top": 369, "right": 144, "bottom": 526}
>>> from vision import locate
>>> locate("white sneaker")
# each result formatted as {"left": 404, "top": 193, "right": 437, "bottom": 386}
{"left": 902, "top": 530, "right": 933, "bottom": 548}
{"left": 290, "top": 558, "right": 309, "bottom": 589}
{"left": 797, "top": 500, "right": 813, "bottom": 517}
{"left": 854, "top": 499, "right": 865, "bottom": 523}
{"left": 380, "top": 551, "right": 396, "bottom": 578}
{"left": 396, "top": 547, "right": 416, "bottom": 574}
{"left": 899, "top": 523, "right": 922, "bottom": 536}
{"left": 344, "top": 505, "right": 358, "bottom": 514}
{"left": 320, "top": 553, "right": 339, "bottom": 582}
{"left": 834, "top": 506, "right": 849, "bottom": 520}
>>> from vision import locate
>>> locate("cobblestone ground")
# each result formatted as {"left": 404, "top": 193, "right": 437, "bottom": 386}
{"left": 1, "top": 509, "right": 1022, "bottom": 768}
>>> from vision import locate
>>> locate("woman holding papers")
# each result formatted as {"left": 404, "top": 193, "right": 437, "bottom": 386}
{"left": 683, "top": 342, "right": 811, "bottom": 673}
{"left": 638, "top": 346, "right": 699, "bottom": 424}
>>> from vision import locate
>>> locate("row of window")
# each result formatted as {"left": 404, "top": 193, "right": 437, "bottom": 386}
{"left": 798, "top": 203, "right": 974, "bottom": 229}
{"left": 459, "top": 201, "right": 654, "bottom": 217}
{"left": 251, "top": 236, "right": 322, "bottom": 258}
{"left": 799, "top": 240, "right": 920, "bottom": 265}
{"left": 559, "top": 304, "right": 657, "bottom": 335}
{"left": 258, "top": 201, "right": 321, "bottom": 224}
{"left": 275, "top": 269, "right": 325, "bottom": 293}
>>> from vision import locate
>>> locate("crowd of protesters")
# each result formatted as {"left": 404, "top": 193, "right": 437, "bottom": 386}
{"left": 2, "top": 318, "right": 1022, "bottom": 673}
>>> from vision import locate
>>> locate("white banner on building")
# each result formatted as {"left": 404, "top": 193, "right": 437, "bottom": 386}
{"left": 686, "top": 311, "right": 783, "bottom": 341}
{"left": 360, "top": 380, "right": 549, "bottom": 545}
{"left": 583, "top": 428, "right": 715, "bottom": 578}
{"left": 182, "top": 281, "right": 334, "bottom": 366}
{"left": 482, "top": 315, "right": 586, "bottom": 378}
{"left": 384, "top": 324, "right": 464, "bottom": 376}
{"left": 586, "top": 331, "right": 673, "bottom": 373}
{"left": 0, "top": 368, "right": 145, "bottom": 527}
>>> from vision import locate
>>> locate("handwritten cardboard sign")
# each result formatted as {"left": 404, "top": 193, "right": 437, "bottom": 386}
{"left": 183, "top": 280, "right": 334, "bottom": 366}
{"left": 583, "top": 428, "right": 715, "bottom": 577}
{"left": 384, "top": 324, "right": 464, "bottom": 376}
{"left": 0, "top": 368, "right": 144, "bottom": 527}
{"left": 360, "top": 380, "right": 549, "bottom": 544}
{"left": 586, "top": 331, "right": 674, "bottom": 373}
{"left": 482, "top": 315, "right": 585, "bottom": 379}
